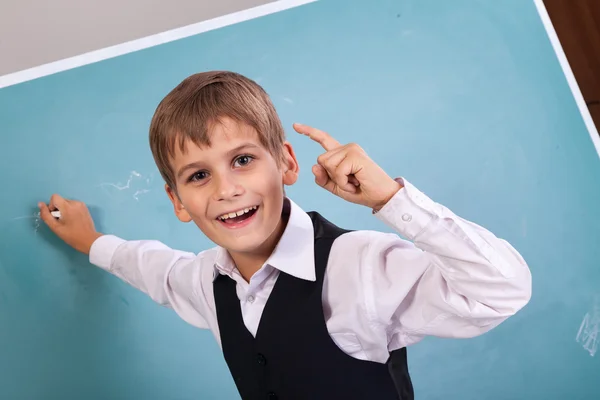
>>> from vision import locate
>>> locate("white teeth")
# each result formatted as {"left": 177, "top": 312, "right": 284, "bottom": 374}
{"left": 219, "top": 206, "right": 257, "bottom": 220}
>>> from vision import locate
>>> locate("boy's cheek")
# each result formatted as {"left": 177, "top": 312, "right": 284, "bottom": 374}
{"left": 191, "top": 218, "right": 217, "bottom": 240}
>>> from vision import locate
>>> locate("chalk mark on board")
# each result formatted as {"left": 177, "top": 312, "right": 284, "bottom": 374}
{"left": 133, "top": 189, "right": 150, "bottom": 201}
{"left": 10, "top": 212, "right": 41, "bottom": 234}
{"left": 576, "top": 295, "right": 600, "bottom": 357}
{"left": 99, "top": 170, "right": 141, "bottom": 190}
{"left": 12, "top": 215, "right": 35, "bottom": 220}
{"left": 98, "top": 170, "right": 153, "bottom": 201}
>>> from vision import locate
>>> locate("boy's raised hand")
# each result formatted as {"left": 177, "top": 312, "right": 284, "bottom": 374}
{"left": 293, "top": 123, "right": 402, "bottom": 211}
{"left": 38, "top": 195, "right": 103, "bottom": 254}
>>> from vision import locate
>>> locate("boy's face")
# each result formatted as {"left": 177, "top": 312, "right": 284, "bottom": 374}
{"left": 165, "top": 117, "right": 299, "bottom": 257}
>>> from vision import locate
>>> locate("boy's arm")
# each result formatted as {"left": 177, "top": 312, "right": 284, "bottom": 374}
{"left": 38, "top": 195, "right": 210, "bottom": 330}
{"left": 294, "top": 123, "right": 531, "bottom": 349}
{"left": 368, "top": 178, "right": 531, "bottom": 344}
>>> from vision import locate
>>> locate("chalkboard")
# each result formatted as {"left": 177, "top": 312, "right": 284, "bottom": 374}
{"left": 1, "top": 0, "right": 599, "bottom": 398}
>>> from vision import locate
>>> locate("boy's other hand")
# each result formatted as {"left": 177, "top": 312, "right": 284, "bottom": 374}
{"left": 293, "top": 123, "right": 403, "bottom": 211}
{"left": 38, "top": 195, "right": 103, "bottom": 254}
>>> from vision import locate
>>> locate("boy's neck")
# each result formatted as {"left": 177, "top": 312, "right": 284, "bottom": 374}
{"left": 229, "top": 204, "right": 290, "bottom": 282}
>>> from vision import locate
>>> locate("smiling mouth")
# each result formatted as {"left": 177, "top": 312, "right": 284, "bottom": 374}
{"left": 217, "top": 206, "right": 259, "bottom": 225}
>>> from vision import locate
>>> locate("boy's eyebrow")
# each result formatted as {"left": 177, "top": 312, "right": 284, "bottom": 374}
{"left": 226, "top": 142, "right": 260, "bottom": 157}
{"left": 176, "top": 143, "right": 260, "bottom": 179}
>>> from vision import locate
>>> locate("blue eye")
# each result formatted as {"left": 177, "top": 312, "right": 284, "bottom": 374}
{"left": 189, "top": 170, "right": 208, "bottom": 182}
{"left": 234, "top": 155, "right": 254, "bottom": 167}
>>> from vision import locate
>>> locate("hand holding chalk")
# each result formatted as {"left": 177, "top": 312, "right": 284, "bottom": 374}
{"left": 38, "top": 195, "right": 103, "bottom": 254}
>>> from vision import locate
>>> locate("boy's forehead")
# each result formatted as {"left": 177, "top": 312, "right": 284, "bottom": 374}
{"left": 172, "top": 118, "right": 264, "bottom": 161}
{"left": 210, "top": 117, "right": 259, "bottom": 145}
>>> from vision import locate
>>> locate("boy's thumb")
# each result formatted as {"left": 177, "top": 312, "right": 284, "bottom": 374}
{"left": 38, "top": 202, "right": 59, "bottom": 230}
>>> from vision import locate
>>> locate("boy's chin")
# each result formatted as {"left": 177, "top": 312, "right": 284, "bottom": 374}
{"left": 222, "top": 235, "right": 269, "bottom": 253}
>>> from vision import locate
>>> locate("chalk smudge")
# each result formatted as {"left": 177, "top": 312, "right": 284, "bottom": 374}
{"left": 99, "top": 170, "right": 141, "bottom": 190}
{"left": 98, "top": 170, "right": 153, "bottom": 201}
{"left": 576, "top": 295, "right": 600, "bottom": 357}
{"left": 11, "top": 212, "right": 41, "bottom": 234}
{"left": 133, "top": 189, "right": 150, "bottom": 201}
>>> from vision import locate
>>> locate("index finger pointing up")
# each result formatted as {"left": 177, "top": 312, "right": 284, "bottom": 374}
{"left": 293, "top": 123, "right": 341, "bottom": 151}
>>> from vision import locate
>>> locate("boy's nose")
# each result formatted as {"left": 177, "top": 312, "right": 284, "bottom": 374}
{"left": 214, "top": 175, "right": 244, "bottom": 201}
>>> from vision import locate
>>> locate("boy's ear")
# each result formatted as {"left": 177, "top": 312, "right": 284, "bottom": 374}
{"left": 281, "top": 141, "right": 300, "bottom": 186}
{"left": 165, "top": 184, "right": 192, "bottom": 223}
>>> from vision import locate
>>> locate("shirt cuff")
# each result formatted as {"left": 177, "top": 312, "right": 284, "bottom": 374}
{"left": 89, "top": 234, "right": 126, "bottom": 271}
{"left": 375, "top": 177, "right": 443, "bottom": 240}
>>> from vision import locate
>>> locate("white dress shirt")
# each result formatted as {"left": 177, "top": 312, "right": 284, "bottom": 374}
{"left": 89, "top": 177, "right": 532, "bottom": 364}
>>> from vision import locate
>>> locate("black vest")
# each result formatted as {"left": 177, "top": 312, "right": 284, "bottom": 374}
{"left": 213, "top": 211, "right": 414, "bottom": 400}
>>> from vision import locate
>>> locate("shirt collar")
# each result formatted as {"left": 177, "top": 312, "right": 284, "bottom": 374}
{"left": 213, "top": 197, "right": 316, "bottom": 282}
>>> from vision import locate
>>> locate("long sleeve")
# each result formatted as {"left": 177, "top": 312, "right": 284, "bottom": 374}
{"left": 331, "top": 177, "right": 532, "bottom": 357}
{"left": 89, "top": 235, "right": 211, "bottom": 330}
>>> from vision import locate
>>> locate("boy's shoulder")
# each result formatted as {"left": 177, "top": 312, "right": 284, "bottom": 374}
{"left": 194, "top": 245, "right": 221, "bottom": 270}
{"left": 331, "top": 227, "right": 412, "bottom": 254}
{"left": 310, "top": 209, "right": 413, "bottom": 256}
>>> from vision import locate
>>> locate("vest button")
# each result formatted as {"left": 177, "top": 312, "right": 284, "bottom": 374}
{"left": 267, "top": 392, "right": 278, "bottom": 400}
{"left": 257, "top": 353, "right": 267, "bottom": 365}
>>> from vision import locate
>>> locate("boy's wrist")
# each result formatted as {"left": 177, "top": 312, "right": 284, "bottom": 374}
{"left": 80, "top": 232, "right": 104, "bottom": 255}
{"left": 372, "top": 179, "right": 404, "bottom": 212}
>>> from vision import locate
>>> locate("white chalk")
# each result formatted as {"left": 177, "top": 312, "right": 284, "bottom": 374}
{"left": 51, "top": 210, "right": 61, "bottom": 218}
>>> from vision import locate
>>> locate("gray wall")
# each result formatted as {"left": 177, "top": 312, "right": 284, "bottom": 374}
{"left": 0, "top": 0, "right": 274, "bottom": 75}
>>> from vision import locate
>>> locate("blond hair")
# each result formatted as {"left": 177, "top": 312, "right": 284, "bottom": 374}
{"left": 149, "top": 71, "right": 286, "bottom": 190}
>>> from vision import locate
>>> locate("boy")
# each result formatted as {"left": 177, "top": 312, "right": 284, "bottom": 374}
{"left": 39, "top": 71, "right": 531, "bottom": 400}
